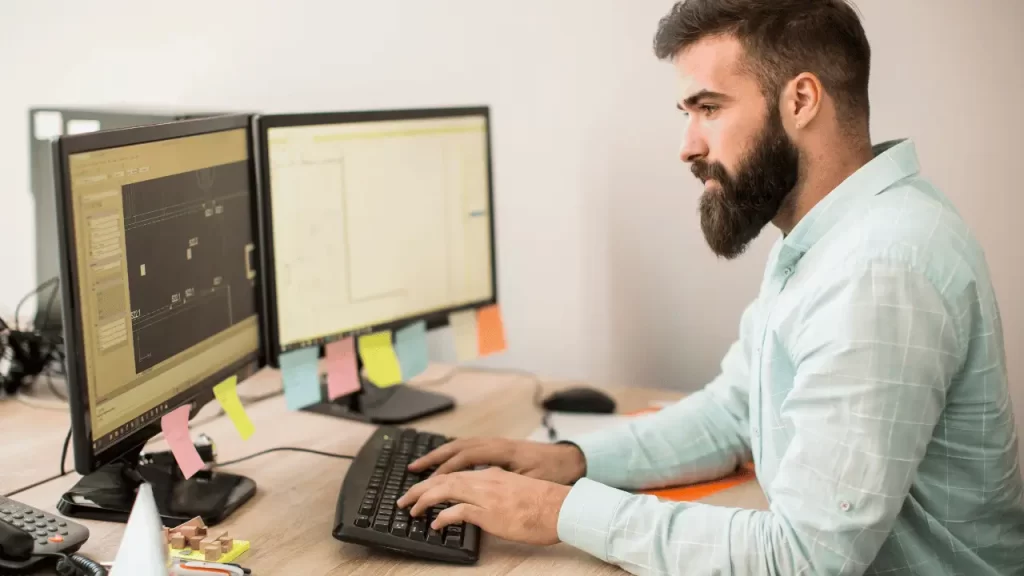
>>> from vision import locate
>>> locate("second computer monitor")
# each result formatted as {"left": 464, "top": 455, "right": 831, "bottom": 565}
{"left": 255, "top": 107, "right": 497, "bottom": 365}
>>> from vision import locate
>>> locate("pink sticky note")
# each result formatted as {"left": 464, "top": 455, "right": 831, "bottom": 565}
{"left": 160, "top": 405, "right": 204, "bottom": 480}
{"left": 326, "top": 337, "right": 360, "bottom": 400}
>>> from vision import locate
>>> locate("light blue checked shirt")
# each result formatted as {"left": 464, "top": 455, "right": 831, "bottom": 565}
{"left": 558, "top": 140, "right": 1024, "bottom": 575}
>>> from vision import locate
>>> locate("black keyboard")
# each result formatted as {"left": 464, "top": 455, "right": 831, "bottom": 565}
{"left": 332, "top": 427, "right": 481, "bottom": 564}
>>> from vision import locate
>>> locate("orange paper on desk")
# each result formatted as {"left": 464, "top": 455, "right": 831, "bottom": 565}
{"left": 160, "top": 405, "right": 204, "bottom": 480}
{"left": 640, "top": 463, "right": 756, "bottom": 502}
{"left": 476, "top": 304, "right": 506, "bottom": 356}
{"left": 624, "top": 405, "right": 756, "bottom": 502}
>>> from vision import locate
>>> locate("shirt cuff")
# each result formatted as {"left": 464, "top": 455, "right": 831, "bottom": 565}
{"left": 565, "top": 428, "right": 629, "bottom": 486}
{"left": 556, "top": 477, "right": 628, "bottom": 561}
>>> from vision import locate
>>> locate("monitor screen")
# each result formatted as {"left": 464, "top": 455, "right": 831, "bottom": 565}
{"left": 262, "top": 109, "right": 495, "bottom": 354}
{"left": 63, "top": 125, "right": 261, "bottom": 454}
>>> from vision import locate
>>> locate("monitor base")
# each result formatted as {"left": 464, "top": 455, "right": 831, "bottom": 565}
{"left": 302, "top": 376, "right": 455, "bottom": 424}
{"left": 56, "top": 454, "right": 256, "bottom": 527}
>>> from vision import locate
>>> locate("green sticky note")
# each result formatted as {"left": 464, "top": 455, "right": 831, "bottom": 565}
{"left": 358, "top": 331, "right": 403, "bottom": 388}
{"left": 395, "top": 321, "right": 429, "bottom": 380}
{"left": 213, "top": 375, "right": 255, "bottom": 440}
{"left": 279, "top": 347, "right": 322, "bottom": 410}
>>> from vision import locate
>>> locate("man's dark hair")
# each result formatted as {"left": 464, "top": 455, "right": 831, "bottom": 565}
{"left": 654, "top": 0, "right": 871, "bottom": 130}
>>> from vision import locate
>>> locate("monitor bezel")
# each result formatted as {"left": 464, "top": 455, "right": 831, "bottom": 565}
{"left": 252, "top": 106, "right": 499, "bottom": 367}
{"left": 53, "top": 114, "right": 266, "bottom": 474}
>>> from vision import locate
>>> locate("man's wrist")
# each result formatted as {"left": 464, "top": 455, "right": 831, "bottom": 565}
{"left": 556, "top": 441, "right": 587, "bottom": 483}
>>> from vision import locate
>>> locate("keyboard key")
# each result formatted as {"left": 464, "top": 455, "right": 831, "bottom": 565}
{"left": 373, "top": 518, "right": 390, "bottom": 533}
{"left": 426, "top": 527, "right": 443, "bottom": 545}
{"left": 444, "top": 532, "right": 462, "bottom": 548}
{"left": 12, "top": 514, "right": 23, "bottom": 520}
{"left": 409, "top": 520, "right": 427, "bottom": 541}
{"left": 12, "top": 521, "right": 24, "bottom": 528}
{"left": 46, "top": 518, "right": 56, "bottom": 524}
{"left": 395, "top": 511, "right": 410, "bottom": 523}
{"left": 47, "top": 526, "right": 58, "bottom": 533}
{"left": 359, "top": 503, "right": 374, "bottom": 515}
{"left": 390, "top": 522, "right": 408, "bottom": 537}
{"left": 447, "top": 525, "right": 463, "bottom": 535}
{"left": 37, "top": 538, "right": 49, "bottom": 546}
{"left": 354, "top": 515, "right": 371, "bottom": 528}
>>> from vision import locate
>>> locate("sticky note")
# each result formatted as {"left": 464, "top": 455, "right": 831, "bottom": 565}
{"left": 326, "top": 337, "right": 360, "bottom": 400}
{"left": 395, "top": 321, "right": 429, "bottom": 380}
{"left": 213, "top": 376, "right": 255, "bottom": 440}
{"left": 449, "top": 309, "right": 478, "bottom": 362}
{"left": 279, "top": 347, "right": 322, "bottom": 410}
{"left": 160, "top": 405, "right": 204, "bottom": 480}
{"left": 477, "top": 304, "right": 507, "bottom": 356}
{"left": 358, "top": 331, "right": 403, "bottom": 388}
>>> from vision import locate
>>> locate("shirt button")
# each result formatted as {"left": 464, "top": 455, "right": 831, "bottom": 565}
{"left": 839, "top": 500, "right": 851, "bottom": 512}
{"left": 783, "top": 267, "right": 793, "bottom": 276}
{"left": 752, "top": 427, "right": 759, "bottom": 437}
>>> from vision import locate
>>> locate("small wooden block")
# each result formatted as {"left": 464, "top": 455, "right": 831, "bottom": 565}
{"left": 203, "top": 544, "right": 222, "bottom": 561}
{"left": 195, "top": 526, "right": 207, "bottom": 537}
{"left": 220, "top": 538, "right": 233, "bottom": 552}
{"left": 175, "top": 516, "right": 205, "bottom": 530}
{"left": 178, "top": 526, "right": 198, "bottom": 539}
{"left": 188, "top": 536, "right": 204, "bottom": 549}
{"left": 170, "top": 534, "right": 186, "bottom": 549}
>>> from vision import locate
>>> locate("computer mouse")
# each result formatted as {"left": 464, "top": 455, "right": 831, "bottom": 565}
{"left": 541, "top": 387, "right": 617, "bottom": 414}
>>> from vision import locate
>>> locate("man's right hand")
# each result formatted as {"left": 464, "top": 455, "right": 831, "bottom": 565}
{"left": 407, "top": 438, "right": 587, "bottom": 485}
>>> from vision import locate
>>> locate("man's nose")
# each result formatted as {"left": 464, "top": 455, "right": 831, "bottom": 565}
{"left": 679, "top": 120, "right": 708, "bottom": 163}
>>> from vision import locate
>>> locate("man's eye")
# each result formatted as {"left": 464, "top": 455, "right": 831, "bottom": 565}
{"left": 701, "top": 104, "right": 719, "bottom": 116}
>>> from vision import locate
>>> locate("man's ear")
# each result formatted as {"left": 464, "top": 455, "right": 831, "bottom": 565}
{"left": 782, "top": 73, "right": 823, "bottom": 130}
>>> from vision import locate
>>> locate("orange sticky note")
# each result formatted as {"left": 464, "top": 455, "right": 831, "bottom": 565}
{"left": 477, "top": 304, "right": 507, "bottom": 356}
{"left": 160, "top": 405, "right": 204, "bottom": 480}
{"left": 326, "top": 337, "right": 360, "bottom": 400}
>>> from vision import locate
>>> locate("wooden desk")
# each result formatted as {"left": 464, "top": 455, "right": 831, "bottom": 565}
{"left": 9, "top": 366, "right": 767, "bottom": 575}
{"left": 0, "top": 368, "right": 286, "bottom": 496}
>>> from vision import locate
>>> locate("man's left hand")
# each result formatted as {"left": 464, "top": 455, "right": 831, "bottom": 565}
{"left": 396, "top": 467, "right": 571, "bottom": 545}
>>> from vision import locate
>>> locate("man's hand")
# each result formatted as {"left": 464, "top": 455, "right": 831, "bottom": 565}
{"left": 396, "top": 467, "right": 571, "bottom": 545}
{"left": 408, "top": 438, "right": 586, "bottom": 485}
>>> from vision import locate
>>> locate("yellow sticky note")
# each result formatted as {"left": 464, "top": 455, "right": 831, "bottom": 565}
{"left": 358, "top": 331, "right": 403, "bottom": 388}
{"left": 449, "top": 309, "right": 478, "bottom": 362}
{"left": 213, "top": 376, "right": 255, "bottom": 440}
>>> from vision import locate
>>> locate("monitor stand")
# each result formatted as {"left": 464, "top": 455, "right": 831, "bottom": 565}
{"left": 302, "top": 375, "right": 455, "bottom": 424}
{"left": 56, "top": 445, "right": 256, "bottom": 527}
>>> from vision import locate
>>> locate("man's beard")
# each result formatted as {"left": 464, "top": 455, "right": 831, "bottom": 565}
{"left": 692, "top": 109, "right": 800, "bottom": 259}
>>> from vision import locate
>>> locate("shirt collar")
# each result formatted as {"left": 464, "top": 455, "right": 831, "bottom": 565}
{"left": 781, "top": 138, "right": 921, "bottom": 256}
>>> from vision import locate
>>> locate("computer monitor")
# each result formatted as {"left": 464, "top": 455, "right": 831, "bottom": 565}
{"left": 253, "top": 106, "right": 496, "bottom": 423}
{"left": 50, "top": 114, "right": 263, "bottom": 526}
{"left": 28, "top": 107, "right": 229, "bottom": 338}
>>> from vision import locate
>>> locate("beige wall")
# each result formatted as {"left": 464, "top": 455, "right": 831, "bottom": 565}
{"left": 0, "top": 0, "right": 1021, "bottom": 470}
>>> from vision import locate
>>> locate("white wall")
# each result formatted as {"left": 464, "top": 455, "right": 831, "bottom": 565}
{"left": 1, "top": 1, "right": 1022, "bottom": 467}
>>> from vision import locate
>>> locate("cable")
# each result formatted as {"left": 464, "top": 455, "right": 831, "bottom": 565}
{"left": 14, "top": 393, "right": 67, "bottom": 411}
{"left": 60, "top": 426, "right": 72, "bottom": 476}
{"left": 14, "top": 277, "right": 58, "bottom": 332}
{"left": 35, "top": 551, "right": 108, "bottom": 576}
{"left": 211, "top": 447, "right": 354, "bottom": 469}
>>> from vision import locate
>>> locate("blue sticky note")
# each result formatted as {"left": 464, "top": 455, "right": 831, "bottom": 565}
{"left": 394, "top": 320, "right": 429, "bottom": 380}
{"left": 279, "top": 347, "right": 322, "bottom": 410}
